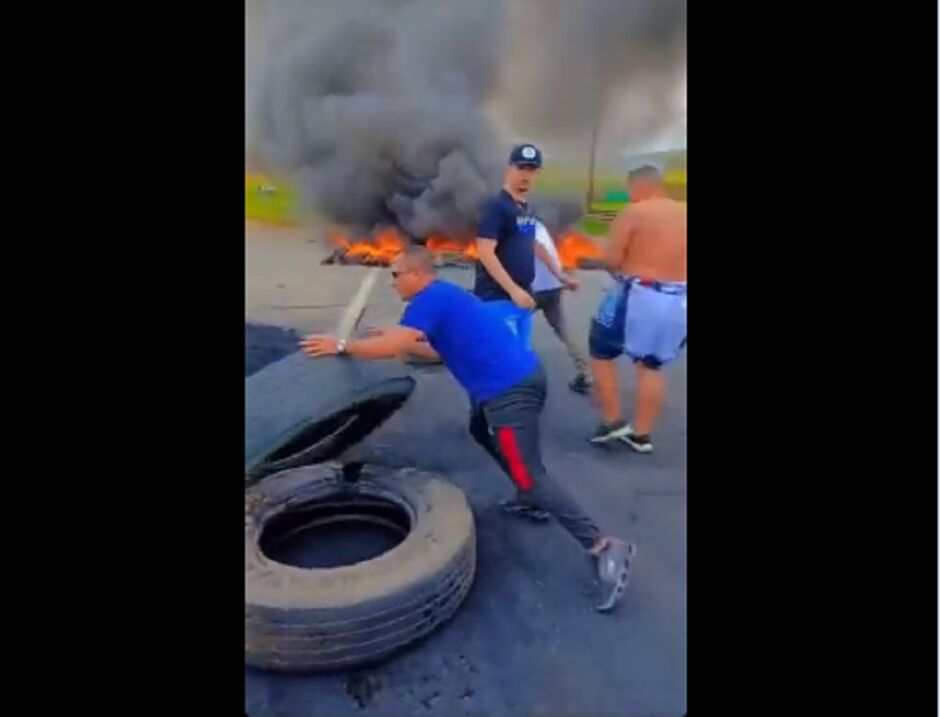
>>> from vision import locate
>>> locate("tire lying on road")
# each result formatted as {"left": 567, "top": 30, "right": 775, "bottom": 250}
{"left": 245, "top": 463, "right": 476, "bottom": 672}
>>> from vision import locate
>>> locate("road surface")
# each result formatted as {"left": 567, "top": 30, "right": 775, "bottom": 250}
{"left": 245, "top": 223, "right": 687, "bottom": 716}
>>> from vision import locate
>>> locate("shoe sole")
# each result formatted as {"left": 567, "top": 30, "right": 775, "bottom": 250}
{"left": 588, "top": 425, "right": 633, "bottom": 444}
{"left": 596, "top": 542, "right": 637, "bottom": 613}
{"left": 619, "top": 436, "right": 653, "bottom": 453}
{"left": 596, "top": 569, "right": 630, "bottom": 612}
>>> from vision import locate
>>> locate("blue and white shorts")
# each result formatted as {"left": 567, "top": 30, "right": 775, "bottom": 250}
{"left": 589, "top": 276, "right": 687, "bottom": 369}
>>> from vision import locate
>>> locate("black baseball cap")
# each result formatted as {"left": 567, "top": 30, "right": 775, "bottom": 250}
{"left": 509, "top": 143, "right": 543, "bottom": 168}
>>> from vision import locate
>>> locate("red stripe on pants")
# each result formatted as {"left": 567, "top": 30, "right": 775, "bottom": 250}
{"left": 496, "top": 427, "right": 534, "bottom": 491}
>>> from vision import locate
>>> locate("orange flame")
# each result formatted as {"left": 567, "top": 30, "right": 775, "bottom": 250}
{"left": 326, "top": 227, "right": 405, "bottom": 264}
{"left": 327, "top": 227, "right": 604, "bottom": 270}
{"left": 344, "top": 227, "right": 405, "bottom": 263}
{"left": 557, "top": 232, "right": 604, "bottom": 270}
{"left": 327, "top": 226, "right": 478, "bottom": 265}
{"left": 426, "top": 235, "right": 479, "bottom": 261}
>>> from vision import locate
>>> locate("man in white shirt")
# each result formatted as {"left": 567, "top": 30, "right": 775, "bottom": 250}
{"left": 532, "top": 219, "right": 592, "bottom": 394}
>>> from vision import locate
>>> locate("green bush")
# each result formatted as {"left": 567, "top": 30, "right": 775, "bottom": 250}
{"left": 245, "top": 174, "right": 299, "bottom": 224}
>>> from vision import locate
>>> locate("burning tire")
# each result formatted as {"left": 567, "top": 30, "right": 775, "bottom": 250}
{"left": 245, "top": 463, "right": 476, "bottom": 672}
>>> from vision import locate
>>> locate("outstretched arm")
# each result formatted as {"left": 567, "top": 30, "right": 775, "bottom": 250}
{"left": 535, "top": 241, "right": 578, "bottom": 290}
{"left": 300, "top": 326, "right": 430, "bottom": 360}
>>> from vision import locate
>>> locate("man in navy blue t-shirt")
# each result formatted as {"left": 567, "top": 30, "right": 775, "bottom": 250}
{"left": 301, "top": 246, "right": 636, "bottom": 612}
{"left": 474, "top": 143, "right": 544, "bottom": 348}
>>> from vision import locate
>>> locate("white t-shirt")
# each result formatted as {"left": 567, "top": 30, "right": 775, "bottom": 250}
{"left": 531, "top": 220, "right": 564, "bottom": 293}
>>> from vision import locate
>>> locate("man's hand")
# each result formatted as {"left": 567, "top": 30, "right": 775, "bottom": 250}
{"left": 299, "top": 334, "right": 340, "bottom": 358}
{"left": 409, "top": 340, "right": 442, "bottom": 362}
{"left": 562, "top": 275, "right": 579, "bottom": 291}
{"left": 510, "top": 286, "right": 536, "bottom": 310}
{"left": 477, "top": 237, "right": 536, "bottom": 309}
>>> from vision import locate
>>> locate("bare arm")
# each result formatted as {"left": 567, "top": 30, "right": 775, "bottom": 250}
{"left": 535, "top": 241, "right": 578, "bottom": 290}
{"left": 300, "top": 326, "right": 430, "bottom": 360}
{"left": 361, "top": 327, "right": 441, "bottom": 360}
{"left": 534, "top": 241, "right": 565, "bottom": 281}
{"left": 477, "top": 238, "right": 523, "bottom": 295}
{"left": 475, "top": 197, "right": 535, "bottom": 308}
{"left": 605, "top": 208, "right": 635, "bottom": 273}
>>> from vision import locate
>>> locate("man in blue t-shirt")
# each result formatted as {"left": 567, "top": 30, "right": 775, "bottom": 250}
{"left": 473, "top": 143, "right": 544, "bottom": 348}
{"left": 301, "top": 246, "right": 636, "bottom": 612}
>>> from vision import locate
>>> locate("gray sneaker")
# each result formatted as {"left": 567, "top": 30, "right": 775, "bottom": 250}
{"left": 594, "top": 538, "right": 637, "bottom": 613}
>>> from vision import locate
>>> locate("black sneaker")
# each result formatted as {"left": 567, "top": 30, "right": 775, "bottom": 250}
{"left": 568, "top": 374, "right": 593, "bottom": 394}
{"left": 588, "top": 420, "right": 632, "bottom": 444}
{"left": 499, "top": 499, "right": 550, "bottom": 522}
{"left": 620, "top": 430, "right": 654, "bottom": 453}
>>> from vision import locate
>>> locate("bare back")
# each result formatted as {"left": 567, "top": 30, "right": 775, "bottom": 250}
{"left": 607, "top": 197, "right": 687, "bottom": 282}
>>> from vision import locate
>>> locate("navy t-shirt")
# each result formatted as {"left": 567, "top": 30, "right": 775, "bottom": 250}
{"left": 473, "top": 189, "right": 537, "bottom": 301}
{"left": 400, "top": 280, "right": 539, "bottom": 403}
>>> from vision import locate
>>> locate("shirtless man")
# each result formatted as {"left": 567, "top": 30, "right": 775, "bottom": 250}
{"left": 587, "top": 166, "right": 687, "bottom": 452}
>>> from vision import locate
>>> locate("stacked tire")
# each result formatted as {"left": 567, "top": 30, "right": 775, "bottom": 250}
{"left": 245, "top": 463, "right": 476, "bottom": 672}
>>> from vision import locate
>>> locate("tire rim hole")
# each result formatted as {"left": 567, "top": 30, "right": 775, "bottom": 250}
{"left": 260, "top": 497, "right": 411, "bottom": 569}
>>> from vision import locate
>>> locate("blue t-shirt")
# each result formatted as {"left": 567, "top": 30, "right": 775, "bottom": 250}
{"left": 473, "top": 189, "right": 537, "bottom": 301}
{"left": 400, "top": 280, "right": 539, "bottom": 403}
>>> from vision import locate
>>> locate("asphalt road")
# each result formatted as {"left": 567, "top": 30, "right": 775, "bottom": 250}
{"left": 244, "top": 226, "right": 687, "bottom": 716}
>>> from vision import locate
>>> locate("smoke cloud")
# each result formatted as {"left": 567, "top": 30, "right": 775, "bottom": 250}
{"left": 499, "top": 0, "right": 686, "bottom": 162}
{"left": 247, "top": 0, "right": 686, "bottom": 236}
{"left": 248, "top": 0, "right": 506, "bottom": 238}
